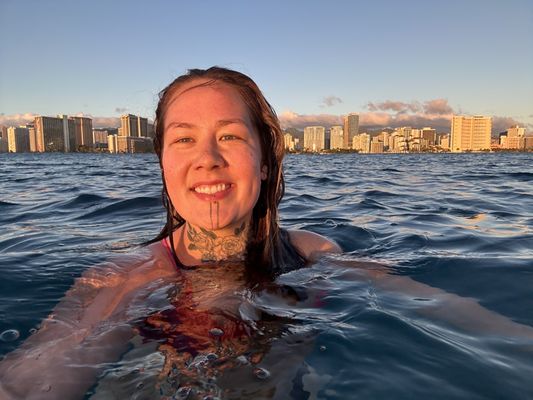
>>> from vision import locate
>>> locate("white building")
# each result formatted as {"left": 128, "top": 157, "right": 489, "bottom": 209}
{"left": 352, "top": 133, "right": 371, "bottom": 153}
{"left": 303, "top": 126, "right": 325, "bottom": 151}
{"left": 330, "top": 125, "right": 344, "bottom": 150}
{"left": 451, "top": 115, "right": 492, "bottom": 152}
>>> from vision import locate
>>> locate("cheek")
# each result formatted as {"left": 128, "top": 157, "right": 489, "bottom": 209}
{"left": 161, "top": 156, "right": 185, "bottom": 191}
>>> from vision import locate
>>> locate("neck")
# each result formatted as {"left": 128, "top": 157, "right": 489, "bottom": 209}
{"left": 181, "top": 221, "right": 249, "bottom": 264}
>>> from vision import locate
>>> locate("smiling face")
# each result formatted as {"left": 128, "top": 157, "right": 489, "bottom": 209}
{"left": 161, "top": 81, "right": 266, "bottom": 234}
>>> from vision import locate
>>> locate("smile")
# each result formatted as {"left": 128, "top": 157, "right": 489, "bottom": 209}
{"left": 193, "top": 183, "right": 231, "bottom": 194}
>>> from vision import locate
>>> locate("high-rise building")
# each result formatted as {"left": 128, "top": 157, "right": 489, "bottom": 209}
{"left": 71, "top": 116, "right": 94, "bottom": 149}
{"left": 0, "top": 138, "right": 7, "bottom": 152}
{"left": 283, "top": 133, "right": 295, "bottom": 151}
{"left": 7, "top": 127, "right": 31, "bottom": 152}
{"left": 25, "top": 124, "right": 37, "bottom": 152}
{"left": 377, "top": 131, "right": 390, "bottom": 150}
{"left": 330, "top": 126, "right": 344, "bottom": 150}
{"left": 120, "top": 115, "right": 134, "bottom": 136}
{"left": 0, "top": 125, "right": 7, "bottom": 140}
{"left": 352, "top": 133, "right": 371, "bottom": 153}
{"left": 421, "top": 127, "right": 437, "bottom": 148}
{"left": 120, "top": 114, "right": 148, "bottom": 137}
{"left": 343, "top": 113, "right": 359, "bottom": 149}
{"left": 523, "top": 136, "right": 533, "bottom": 150}
{"left": 34, "top": 116, "right": 65, "bottom": 152}
{"left": 0, "top": 125, "right": 8, "bottom": 152}
{"left": 438, "top": 134, "right": 450, "bottom": 150}
{"left": 147, "top": 122, "right": 155, "bottom": 138}
{"left": 108, "top": 134, "right": 152, "bottom": 153}
{"left": 303, "top": 126, "right": 325, "bottom": 151}
{"left": 451, "top": 115, "right": 492, "bottom": 152}
{"left": 93, "top": 129, "right": 109, "bottom": 150}
{"left": 501, "top": 125, "right": 525, "bottom": 149}
{"left": 370, "top": 138, "right": 384, "bottom": 154}
{"left": 57, "top": 115, "right": 76, "bottom": 152}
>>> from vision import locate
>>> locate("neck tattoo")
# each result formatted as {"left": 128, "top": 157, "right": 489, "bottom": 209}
{"left": 185, "top": 221, "right": 248, "bottom": 263}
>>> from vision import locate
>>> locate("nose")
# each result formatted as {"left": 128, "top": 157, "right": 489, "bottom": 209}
{"left": 193, "top": 137, "right": 227, "bottom": 170}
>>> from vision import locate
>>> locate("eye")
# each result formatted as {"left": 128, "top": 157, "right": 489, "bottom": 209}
{"left": 220, "top": 134, "right": 241, "bottom": 141}
{"left": 174, "top": 137, "right": 193, "bottom": 144}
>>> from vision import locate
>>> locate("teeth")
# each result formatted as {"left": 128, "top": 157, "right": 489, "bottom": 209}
{"left": 194, "top": 184, "right": 229, "bottom": 194}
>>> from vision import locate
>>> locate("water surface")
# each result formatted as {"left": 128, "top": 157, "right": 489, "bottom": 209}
{"left": 0, "top": 152, "right": 532, "bottom": 399}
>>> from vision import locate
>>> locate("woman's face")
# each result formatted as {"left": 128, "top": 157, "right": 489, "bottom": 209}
{"left": 161, "top": 81, "right": 265, "bottom": 232}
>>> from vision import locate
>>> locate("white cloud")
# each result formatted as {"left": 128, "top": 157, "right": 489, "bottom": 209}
{"left": 0, "top": 113, "right": 38, "bottom": 127}
{"left": 0, "top": 113, "right": 120, "bottom": 128}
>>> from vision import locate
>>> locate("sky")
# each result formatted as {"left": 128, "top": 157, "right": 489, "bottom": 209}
{"left": 1, "top": 0, "right": 532, "bottom": 133}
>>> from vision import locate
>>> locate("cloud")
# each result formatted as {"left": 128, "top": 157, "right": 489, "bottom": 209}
{"left": 279, "top": 111, "right": 342, "bottom": 129}
{"left": 0, "top": 113, "right": 38, "bottom": 127}
{"left": 366, "top": 100, "right": 421, "bottom": 113}
{"left": 280, "top": 98, "right": 531, "bottom": 134}
{"left": 115, "top": 107, "right": 128, "bottom": 114}
{"left": 0, "top": 113, "right": 121, "bottom": 129}
{"left": 92, "top": 117, "right": 121, "bottom": 128}
{"left": 491, "top": 116, "right": 525, "bottom": 134}
{"left": 423, "top": 99, "right": 453, "bottom": 115}
{"left": 320, "top": 96, "right": 343, "bottom": 108}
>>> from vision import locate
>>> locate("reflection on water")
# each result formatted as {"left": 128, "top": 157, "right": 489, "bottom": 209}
{"left": 0, "top": 153, "right": 532, "bottom": 399}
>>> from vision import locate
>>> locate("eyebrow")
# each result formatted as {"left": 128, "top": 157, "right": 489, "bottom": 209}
{"left": 165, "top": 119, "right": 247, "bottom": 130}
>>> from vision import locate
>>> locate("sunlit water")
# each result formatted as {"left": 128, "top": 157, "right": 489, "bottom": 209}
{"left": 0, "top": 152, "right": 532, "bottom": 399}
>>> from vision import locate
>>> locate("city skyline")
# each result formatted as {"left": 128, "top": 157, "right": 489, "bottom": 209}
{"left": 2, "top": 110, "right": 530, "bottom": 154}
{"left": 1, "top": 1, "right": 532, "bottom": 134}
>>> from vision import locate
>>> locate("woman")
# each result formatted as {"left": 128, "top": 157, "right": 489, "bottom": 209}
{"left": 2, "top": 67, "right": 531, "bottom": 399}
{"left": 0, "top": 67, "right": 341, "bottom": 399}
{"left": 149, "top": 66, "right": 341, "bottom": 273}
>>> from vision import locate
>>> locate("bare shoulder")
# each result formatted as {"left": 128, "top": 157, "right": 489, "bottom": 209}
{"left": 287, "top": 229, "right": 342, "bottom": 261}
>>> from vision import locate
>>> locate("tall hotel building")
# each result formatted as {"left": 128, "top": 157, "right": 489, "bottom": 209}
{"left": 451, "top": 115, "right": 492, "bottom": 152}
{"left": 0, "top": 126, "right": 8, "bottom": 152}
{"left": 120, "top": 114, "right": 148, "bottom": 137}
{"left": 343, "top": 113, "right": 359, "bottom": 149}
{"left": 72, "top": 116, "right": 94, "bottom": 148}
{"left": 34, "top": 116, "right": 66, "bottom": 152}
{"left": 330, "top": 126, "right": 344, "bottom": 150}
{"left": 7, "top": 127, "right": 31, "bottom": 152}
{"left": 303, "top": 126, "right": 326, "bottom": 151}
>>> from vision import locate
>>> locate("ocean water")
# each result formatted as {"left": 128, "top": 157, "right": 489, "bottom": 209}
{"left": 0, "top": 152, "right": 532, "bottom": 399}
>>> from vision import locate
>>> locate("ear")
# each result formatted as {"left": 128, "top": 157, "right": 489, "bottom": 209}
{"left": 261, "top": 165, "right": 268, "bottom": 180}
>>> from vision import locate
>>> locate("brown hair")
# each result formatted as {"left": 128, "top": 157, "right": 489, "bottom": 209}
{"left": 150, "top": 66, "right": 304, "bottom": 275}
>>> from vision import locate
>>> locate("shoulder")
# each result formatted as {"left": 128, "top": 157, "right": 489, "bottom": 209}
{"left": 287, "top": 229, "right": 342, "bottom": 261}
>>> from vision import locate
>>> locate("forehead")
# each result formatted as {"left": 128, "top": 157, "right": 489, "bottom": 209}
{"left": 165, "top": 80, "right": 250, "bottom": 121}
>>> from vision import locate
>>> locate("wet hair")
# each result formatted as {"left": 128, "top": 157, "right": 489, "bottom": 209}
{"left": 149, "top": 66, "right": 305, "bottom": 276}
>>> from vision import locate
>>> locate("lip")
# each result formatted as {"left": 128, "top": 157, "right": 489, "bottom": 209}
{"left": 190, "top": 180, "right": 233, "bottom": 201}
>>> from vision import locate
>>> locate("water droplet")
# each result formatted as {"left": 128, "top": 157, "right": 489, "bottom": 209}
{"left": 176, "top": 386, "right": 192, "bottom": 399}
{"left": 253, "top": 367, "right": 270, "bottom": 380}
{"left": 42, "top": 384, "right": 51, "bottom": 392}
{"left": 206, "top": 353, "right": 218, "bottom": 361}
{"left": 209, "top": 328, "right": 224, "bottom": 337}
{"left": 235, "top": 355, "right": 249, "bottom": 365}
{"left": 0, "top": 329, "right": 20, "bottom": 342}
{"left": 29, "top": 328, "right": 37, "bottom": 335}
{"left": 319, "top": 345, "right": 327, "bottom": 352}
{"left": 136, "top": 382, "right": 144, "bottom": 390}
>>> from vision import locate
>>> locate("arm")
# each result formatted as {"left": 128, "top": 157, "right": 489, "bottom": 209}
{"left": 288, "top": 229, "right": 342, "bottom": 261}
{"left": 0, "top": 262, "right": 132, "bottom": 400}
{"left": 334, "top": 259, "right": 533, "bottom": 340}
{"left": 0, "top": 246, "right": 177, "bottom": 400}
